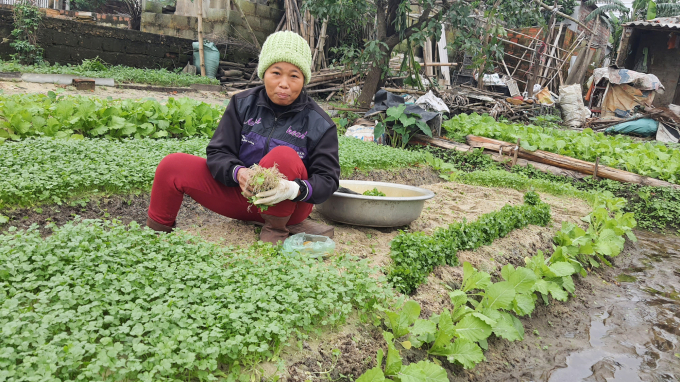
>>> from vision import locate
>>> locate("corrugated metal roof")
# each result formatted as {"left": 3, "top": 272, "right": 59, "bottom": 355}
{"left": 623, "top": 16, "right": 680, "bottom": 30}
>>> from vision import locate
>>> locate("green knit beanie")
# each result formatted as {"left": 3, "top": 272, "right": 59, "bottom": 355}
{"left": 258, "top": 31, "right": 312, "bottom": 85}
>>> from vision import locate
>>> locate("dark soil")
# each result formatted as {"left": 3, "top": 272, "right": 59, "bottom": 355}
{"left": 0, "top": 167, "right": 443, "bottom": 235}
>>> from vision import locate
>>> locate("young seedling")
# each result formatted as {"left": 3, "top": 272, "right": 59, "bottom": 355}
{"left": 363, "top": 188, "right": 386, "bottom": 197}
{"left": 244, "top": 164, "right": 285, "bottom": 212}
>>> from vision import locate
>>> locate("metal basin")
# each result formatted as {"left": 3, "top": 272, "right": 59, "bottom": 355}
{"left": 317, "top": 180, "right": 435, "bottom": 227}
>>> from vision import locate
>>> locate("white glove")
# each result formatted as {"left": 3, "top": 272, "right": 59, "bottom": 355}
{"left": 254, "top": 179, "right": 300, "bottom": 206}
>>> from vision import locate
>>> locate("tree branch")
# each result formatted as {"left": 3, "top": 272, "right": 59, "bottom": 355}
{"left": 385, "top": 3, "right": 443, "bottom": 47}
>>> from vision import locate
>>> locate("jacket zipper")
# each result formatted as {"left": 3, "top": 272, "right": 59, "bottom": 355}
{"left": 262, "top": 108, "right": 302, "bottom": 156}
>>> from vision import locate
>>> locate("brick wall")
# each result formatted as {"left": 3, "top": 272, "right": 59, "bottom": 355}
{"left": 577, "top": 5, "right": 610, "bottom": 47}
{"left": 0, "top": 7, "right": 192, "bottom": 69}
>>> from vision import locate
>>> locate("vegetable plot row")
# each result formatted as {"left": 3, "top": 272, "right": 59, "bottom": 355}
{"left": 357, "top": 195, "right": 637, "bottom": 380}
{"left": 0, "top": 220, "right": 387, "bottom": 381}
{"left": 0, "top": 59, "right": 220, "bottom": 87}
{"left": 0, "top": 137, "right": 427, "bottom": 209}
{"left": 443, "top": 113, "right": 680, "bottom": 185}
{"left": 387, "top": 192, "right": 551, "bottom": 294}
{"left": 0, "top": 93, "right": 225, "bottom": 141}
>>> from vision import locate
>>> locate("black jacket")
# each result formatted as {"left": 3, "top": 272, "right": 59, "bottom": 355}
{"left": 206, "top": 86, "right": 340, "bottom": 204}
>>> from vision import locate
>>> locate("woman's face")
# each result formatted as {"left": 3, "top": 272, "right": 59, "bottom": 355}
{"left": 263, "top": 61, "right": 304, "bottom": 106}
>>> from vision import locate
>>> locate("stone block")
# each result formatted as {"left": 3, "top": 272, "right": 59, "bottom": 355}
{"left": 188, "top": 16, "right": 198, "bottom": 29}
{"left": 80, "top": 35, "right": 104, "bottom": 51}
{"left": 148, "top": 45, "right": 167, "bottom": 58}
{"left": 260, "top": 18, "right": 276, "bottom": 32}
{"left": 102, "top": 38, "right": 126, "bottom": 53}
{"left": 245, "top": 14, "right": 260, "bottom": 29}
{"left": 254, "top": 4, "right": 269, "bottom": 19}
{"left": 268, "top": 7, "right": 283, "bottom": 20}
{"left": 253, "top": 30, "right": 266, "bottom": 44}
{"left": 44, "top": 46, "right": 75, "bottom": 64}
{"left": 52, "top": 31, "right": 77, "bottom": 47}
{"left": 228, "top": 10, "right": 241, "bottom": 25}
{"left": 205, "top": 8, "right": 227, "bottom": 21}
{"left": 236, "top": 0, "right": 256, "bottom": 15}
{"left": 125, "top": 43, "right": 148, "bottom": 55}
{"left": 178, "top": 29, "right": 196, "bottom": 40}
{"left": 74, "top": 48, "right": 104, "bottom": 62}
{"left": 141, "top": 11, "right": 157, "bottom": 25}
{"left": 211, "top": 23, "right": 229, "bottom": 36}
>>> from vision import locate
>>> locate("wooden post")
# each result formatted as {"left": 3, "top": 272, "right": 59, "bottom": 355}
{"left": 512, "top": 138, "right": 520, "bottom": 166}
{"left": 593, "top": 157, "right": 600, "bottom": 180}
{"left": 197, "top": 0, "right": 206, "bottom": 76}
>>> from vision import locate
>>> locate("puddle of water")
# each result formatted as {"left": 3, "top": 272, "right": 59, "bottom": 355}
{"left": 548, "top": 231, "right": 680, "bottom": 381}
{"left": 589, "top": 311, "right": 610, "bottom": 348}
{"left": 548, "top": 350, "right": 642, "bottom": 382}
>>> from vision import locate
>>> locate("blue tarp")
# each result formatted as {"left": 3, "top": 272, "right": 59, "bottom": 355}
{"left": 605, "top": 118, "right": 659, "bottom": 137}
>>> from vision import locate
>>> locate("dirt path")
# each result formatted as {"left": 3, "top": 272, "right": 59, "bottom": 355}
{"left": 0, "top": 80, "right": 228, "bottom": 105}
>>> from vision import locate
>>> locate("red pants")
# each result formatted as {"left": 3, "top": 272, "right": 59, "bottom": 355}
{"left": 148, "top": 146, "right": 313, "bottom": 226}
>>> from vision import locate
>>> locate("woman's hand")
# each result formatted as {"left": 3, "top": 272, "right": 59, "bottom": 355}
{"left": 237, "top": 168, "right": 255, "bottom": 197}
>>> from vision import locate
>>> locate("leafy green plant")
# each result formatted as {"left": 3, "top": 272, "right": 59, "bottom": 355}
{"left": 387, "top": 192, "right": 552, "bottom": 294}
{"left": 10, "top": 1, "right": 43, "bottom": 64}
{"left": 374, "top": 105, "right": 433, "bottom": 149}
{"left": 0, "top": 93, "right": 224, "bottom": 141}
{"left": 0, "top": 137, "right": 428, "bottom": 210}
{"left": 417, "top": 146, "right": 499, "bottom": 173}
{"left": 0, "top": 138, "right": 208, "bottom": 209}
{"left": 0, "top": 219, "right": 388, "bottom": 380}
{"left": 0, "top": 59, "right": 220, "bottom": 87}
{"left": 510, "top": 165, "right": 680, "bottom": 232}
{"left": 355, "top": 192, "right": 635, "bottom": 379}
{"left": 444, "top": 113, "right": 680, "bottom": 184}
{"left": 338, "top": 136, "right": 427, "bottom": 177}
{"left": 550, "top": 196, "right": 637, "bottom": 273}
{"left": 363, "top": 188, "right": 387, "bottom": 197}
{"left": 244, "top": 165, "right": 285, "bottom": 211}
{"left": 358, "top": 332, "right": 449, "bottom": 382}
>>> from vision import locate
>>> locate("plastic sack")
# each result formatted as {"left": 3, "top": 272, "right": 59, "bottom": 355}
{"left": 345, "top": 118, "right": 384, "bottom": 144}
{"left": 416, "top": 90, "right": 450, "bottom": 113}
{"left": 535, "top": 87, "right": 554, "bottom": 106}
{"left": 192, "top": 41, "right": 220, "bottom": 78}
{"left": 282, "top": 233, "right": 335, "bottom": 258}
{"left": 559, "top": 84, "right": 591, "bottom": 128}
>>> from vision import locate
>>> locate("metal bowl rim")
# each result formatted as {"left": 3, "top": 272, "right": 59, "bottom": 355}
{"left": 332, "top": 180, "right": 435, "bottom": 202}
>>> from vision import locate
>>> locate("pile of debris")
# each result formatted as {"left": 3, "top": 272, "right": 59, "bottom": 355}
{"left": 436, "top": 84, "right": 559, "bottom": 123}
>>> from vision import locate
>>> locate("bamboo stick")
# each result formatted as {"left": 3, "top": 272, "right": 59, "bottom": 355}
{"left": 540, "top": 23, "right": 564, "bottom": 87}
{"left": 312, "top": 18, "right": 328, "bottom": 71}
{"left": 197, "top": 0, "right": 206, "bottom": 76}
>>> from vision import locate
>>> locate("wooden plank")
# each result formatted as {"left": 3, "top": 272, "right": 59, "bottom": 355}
{"left": 411, "top": 135, "right": 591, "bottom": 180}
{"left": 466, "top": 135, "right": 680, "bottom": 189}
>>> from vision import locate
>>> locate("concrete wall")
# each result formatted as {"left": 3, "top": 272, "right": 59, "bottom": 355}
{"left": 0, "top": 7, "right": 192, "bottom": 69}
{"left": 621, "top": 29, "right": 680, "bottom": 106}
{"left": 141, "top": 0, "right": 281, "bottom": 50}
